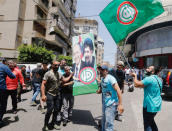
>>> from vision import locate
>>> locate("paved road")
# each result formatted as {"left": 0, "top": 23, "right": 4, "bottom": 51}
{"left": 1, "top": 86, "right": 172, "bottom": 131}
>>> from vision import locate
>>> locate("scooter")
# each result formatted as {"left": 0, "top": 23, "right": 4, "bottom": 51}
{"left": 128, "top": 77, "right": 134, "bottom": 92}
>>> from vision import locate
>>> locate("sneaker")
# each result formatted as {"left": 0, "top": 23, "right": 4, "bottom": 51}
{"left": 54, "top": 124, "right": 61, "bottom": 130}
{"left": 115, "top": 115, "right": 123, "bottom": 122}
{"left": 42, "top": 126, "right": 49, "bottom": 131}
{"left": 30, "top": 101, "right": 37, "bottom": 106}
{"left": 63, "top": 120, "right": 67, "bottom": 126}
{"left": 41, "top": 108, "right": 46, "bottom": 114}
{"left": 17, "top": 98, "right": 21, "bottom": 103}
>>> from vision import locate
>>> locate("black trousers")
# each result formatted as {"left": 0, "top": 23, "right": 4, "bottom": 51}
{"left": 143, "top": 108, "right": 158, "bottom": 131}
{"left": 17, "top": 83, "right": 22, "bottom": 101}
{"left": 0, "top": 89, "right": 8, "bottom": 121}
{"left": 44, "top": 93, "right": 61, "bottom": 126}
{"left": 7, "top": 89, "right": 17, "bottom": 110}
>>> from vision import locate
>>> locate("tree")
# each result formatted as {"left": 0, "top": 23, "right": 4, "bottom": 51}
{"left": 0, "top": 52, "right": 2, "bottom": 57}
{"left": 18, "top": 44, "right": 55, "bottom": 63}
{"left": 57, "top": 55, "right": 72, "bottom": 66}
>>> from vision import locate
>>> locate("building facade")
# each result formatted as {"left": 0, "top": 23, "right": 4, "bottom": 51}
{"left": 123, "top": 0, "right": 172, "bottom": 69}
{"left": 0, "top": 0, "right": 77, "bottom": 59}
{"left": 73, "top": 18, "right": 104, "bottom": 65}
{"left": 97, "top": 37, "right": 104, "bottom": 65}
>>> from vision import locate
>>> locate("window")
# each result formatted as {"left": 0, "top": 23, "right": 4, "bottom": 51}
{"left": 83, "top": 26, "right": 90, "bottom": 32}
{"left": 52, "top": 2, "right": 56, "bottom": 7}
{"left": 146, "top": 56, "right": 168, "bottom": 68}
{"left": 74, "top": 26, "right": 79, "bottom": 30}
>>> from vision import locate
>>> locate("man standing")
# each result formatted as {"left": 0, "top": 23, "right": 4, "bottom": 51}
{"left": 82, "top": 38, "right": 95, "bottom": 68}
{"left": 131, "top": 66, "right": 162, "bottom": 131}
{"left": 38, "top": 61, "right": 49, "bottom": 112}
{"left": 109, "top": 61, "right": 125, "bottom": 93}
{"left": 41, "top": 61, "right": 62, "bottom": 131}
{"left": 6, "top": 60, "right": 26, "bottom": 114}
{"left": 17, "top": 65, "right": 26, "bottom": 102}
{"left": 100, "top": 65, "right": 124, "bottom": 131}
{"left": 61, "top": 66, "right": 74, "bottom": 126}
{"left": 0, "top": 61, "right": 16, "bottom": 127}
{"left": 30, "top": 63, "right": 42, "bottom": 106}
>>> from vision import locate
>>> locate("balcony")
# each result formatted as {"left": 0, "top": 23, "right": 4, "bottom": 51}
{"left": 33, "top": 31, "right": 45, "bottom": 39}
{"left": 34, "top": 0, "right": 48, "bottom": 13}
{"left": 35, "top": 14, "right": 47, "bottom": 27}
{"left": 50, "top": 19, "right": 69, "bottom": 40}
{"left": 47, "top": 34, "right": 68, "bottom": 48}
{"left": 57, "top": 0, "right": 70, "bottom": 17}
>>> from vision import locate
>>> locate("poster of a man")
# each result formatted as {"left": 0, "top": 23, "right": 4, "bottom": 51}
{"left": 82, "top": 38, "right": 95, "bottom": 68}
{"left": 72, "top": 33, "right": 98, "bottom": 96}
{"left": 72, "top": 43, "right": 83, "bottom": 81}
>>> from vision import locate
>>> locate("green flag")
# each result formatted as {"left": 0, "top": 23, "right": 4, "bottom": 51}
{"left": 99, "top": 0, "right": 164, "bottom": 44}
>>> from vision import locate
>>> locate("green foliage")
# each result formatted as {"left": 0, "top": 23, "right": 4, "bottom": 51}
{"left": 0, "top": 52, "right": 2, "bottom": 57}
{"left": 57, "top": 55, "right": 72, "bottom": 66}
{"left": 17, "top": 44, "right": 55, "bottom": 63}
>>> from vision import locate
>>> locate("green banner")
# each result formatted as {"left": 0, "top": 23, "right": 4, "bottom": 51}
{"left": 72, "top": 33, "right": 98, "bottom": 96}
{"left": 99, "top": 0, "right": 164, "bottom": 44}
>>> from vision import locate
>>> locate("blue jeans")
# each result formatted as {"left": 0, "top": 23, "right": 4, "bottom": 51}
{"left": 32, "top": 83, "right": 41, "bottom": 102}
{"left": 143, "top": 108, "right": 158, "bottom": 131}
{"left": 102, "top": 103, "right": 117, "bottom": 131}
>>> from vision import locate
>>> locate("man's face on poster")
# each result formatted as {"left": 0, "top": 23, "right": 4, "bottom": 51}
{"left": 73, "top": 44, "right": 81, "bottom": 65}
{"left": 84, "top": 46, "right": 93, "bottom": 63}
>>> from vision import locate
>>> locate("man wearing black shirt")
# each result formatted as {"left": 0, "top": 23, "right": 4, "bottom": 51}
{"left": 37, "top": 61, "right": 49, "bottom": 112}
{"left": 61, "top": 66, "right": 74, "bottom": 126}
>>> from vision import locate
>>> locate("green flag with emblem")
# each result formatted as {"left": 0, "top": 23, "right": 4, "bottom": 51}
{"left": 99, "top": 0, "right": 164, "bottom": 44}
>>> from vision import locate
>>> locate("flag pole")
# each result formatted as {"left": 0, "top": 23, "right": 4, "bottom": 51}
{"left": 117, "top": 41, "right": 133, "bottom": 72}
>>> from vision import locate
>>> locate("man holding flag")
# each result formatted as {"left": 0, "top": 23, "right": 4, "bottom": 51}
{"left": 99, "top": 0, "right": 164, "bottom": 130}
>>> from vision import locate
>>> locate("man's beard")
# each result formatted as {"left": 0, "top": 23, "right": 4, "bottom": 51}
{"left": 146, "top": 71, "right": 152, "bottom": 76}
{"left": 53, "top": 67, "right": 58, "bottom": 72}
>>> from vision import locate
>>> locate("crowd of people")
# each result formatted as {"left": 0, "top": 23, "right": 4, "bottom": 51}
{"left": 0, "top": 57, "right": 167, "bottom": 131}
{"left": 0, "top": 59, "right": 74, "bottom": 131}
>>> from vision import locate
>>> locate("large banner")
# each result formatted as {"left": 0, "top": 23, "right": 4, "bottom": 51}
{"left": 72, "top": 33, "right": 98, "bottom": 96}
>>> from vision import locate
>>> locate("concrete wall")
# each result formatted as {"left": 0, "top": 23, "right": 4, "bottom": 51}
{"left": 22, "top": 0, "right": 36, "bottom": 45}
{"left": 0, "top": 0, "right": 20, "bottom": 55}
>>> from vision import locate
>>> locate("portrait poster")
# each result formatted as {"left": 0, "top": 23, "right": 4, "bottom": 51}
{"left": 72, "top": 33, "right": 98, "bottom": 96}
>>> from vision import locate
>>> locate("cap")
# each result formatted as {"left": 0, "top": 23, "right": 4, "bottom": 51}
{"left": 117, "top": 61, "right": 124, "bottom": 66}
{"left": 37, "top": 63, "right": 42, "bottom": 68}
{"left": 101, "top": 65, "right": 108, "bottom": 70}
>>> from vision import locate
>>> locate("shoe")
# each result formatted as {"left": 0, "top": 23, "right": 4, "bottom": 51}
{"left": 63, "top": 120, "right": 67, "bottom": 126}
{"left": 115, "top": 115, "right": 123, "bottom": 122}
{"left": 30, "top": 101, "right": 37, "bottom": 106}
{"left": 17, "top": 99, "right": 21, "bottom": 103}
{"left": 42, "top": 125, "right": 49, "bottom": 131}
{"left": 41, "top": 108, "right": 46, "bottom": 114}
{"left": 54, "top": 123, "right": 61, "bottom": 130}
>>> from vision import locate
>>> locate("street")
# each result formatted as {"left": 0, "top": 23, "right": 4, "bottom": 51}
{"left": 1, "top": 85, "right": 172, "bottom": 131}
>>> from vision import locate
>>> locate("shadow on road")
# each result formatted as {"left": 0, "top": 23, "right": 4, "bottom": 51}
{"left": 0, "top": 116, "right": 19, "bottom": 129}
{"left": 6, "top": 108, "right": 27, "bottom": 114}
{"left": 162, "top": 95, "right": 172, "bottom": 102}
{"left": 71, "top": 109, "right": 97, "bottom": 126}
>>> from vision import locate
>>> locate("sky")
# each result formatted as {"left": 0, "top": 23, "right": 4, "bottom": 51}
{"left": 76, "top": 0, "right": 117, "bottom": 65}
